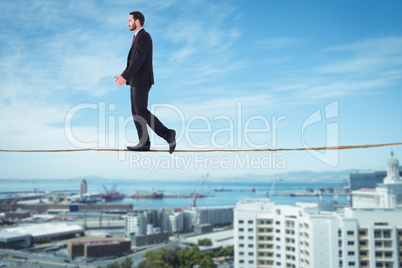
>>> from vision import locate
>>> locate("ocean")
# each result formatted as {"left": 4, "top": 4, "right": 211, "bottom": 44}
{"left": 0, "top": 179, "right": 349, "bottom": 209}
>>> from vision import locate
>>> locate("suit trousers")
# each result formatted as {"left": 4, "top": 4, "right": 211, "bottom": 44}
{"left": 130, "top": 85, "right": 169, "bottom": 144}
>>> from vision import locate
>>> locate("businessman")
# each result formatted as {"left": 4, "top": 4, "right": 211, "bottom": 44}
{"left": 114, "top": 11, "right": 176, "bottom": 154}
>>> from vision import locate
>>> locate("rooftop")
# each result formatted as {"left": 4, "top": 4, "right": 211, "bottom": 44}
{"left": 69, "top": 237, "right": 128, "bottom": 245}
{"left": 4, "top": 223, "right": 83, "bottom": 237}
{"left": 354, "top": 188, "right": 377, "bottom": 193}
{"left": 180, "top": 229, "right": 234, "bottom": 250}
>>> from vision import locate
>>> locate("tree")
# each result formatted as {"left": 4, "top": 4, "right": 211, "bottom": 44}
{"left": 215, "top": 246, "right": 234, "bottom": 257}
{"left": 197, "top": 238, "right": 212, "bottom": 246}
{"left": 120, "top": 257, "right": 133, "bottom": 268}
{"left": 106, "top": 262, "right": 121, "bottom": 268}
{"left": 137, "top": 245, "right": 216, "bottom": 268}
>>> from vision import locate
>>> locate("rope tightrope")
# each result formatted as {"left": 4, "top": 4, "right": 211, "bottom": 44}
{"left": 0, "top": 142, "right": 401, "bottom": 153}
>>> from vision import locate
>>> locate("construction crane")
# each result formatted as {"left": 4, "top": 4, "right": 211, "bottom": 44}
{"left": 103, "top": 185, "right": 109, "bottom": 194}
{"left": 192, "top": 174, "right": 209, "bottom": 208}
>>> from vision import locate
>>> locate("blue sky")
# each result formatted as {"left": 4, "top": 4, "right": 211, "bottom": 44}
{"left": 0, "top": 0, "right": 401, "bottom": 180}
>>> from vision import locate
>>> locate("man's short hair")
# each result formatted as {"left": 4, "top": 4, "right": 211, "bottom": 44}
{"left": 130, "top": 11, "right": 145, "bottom": 26}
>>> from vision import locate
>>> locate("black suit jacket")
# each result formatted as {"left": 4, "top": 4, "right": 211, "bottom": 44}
{"left": 122, "top": 28, "right": 154, "bottom": 87}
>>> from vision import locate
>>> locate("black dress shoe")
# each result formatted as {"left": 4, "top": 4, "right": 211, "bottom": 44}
{"left": 127, "top": 143, "right": 151, "bottom": 151}
{"left": 166, "top": 129, "right": 176, "bottom": 154}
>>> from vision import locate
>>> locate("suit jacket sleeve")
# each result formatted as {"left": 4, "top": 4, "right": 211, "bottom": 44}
{"left": 121, "top": 32, "right": 152, "bottom": 82}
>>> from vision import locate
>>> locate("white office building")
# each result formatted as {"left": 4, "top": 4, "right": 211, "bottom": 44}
{"left": 126, "top": 212, "right": 147, "bottom": 236}
{"left": 234, "top": 199, "right": 402, "bottom": 268}
{"left": 352, "top": 152, "right": 402, "bottom": 209}
{"left": 170, "top": 212, "right": 184, "bottom": 233}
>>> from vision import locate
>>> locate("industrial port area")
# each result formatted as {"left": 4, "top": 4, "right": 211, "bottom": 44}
{"left": 0, "top": 176, "right": 351, "bottom": 268}
{"left": 0, "top": 179, "right": 236, "bottom": 267}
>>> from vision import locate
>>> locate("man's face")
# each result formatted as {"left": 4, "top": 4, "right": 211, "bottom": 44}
{"left": 128, "top": 15, "right": 136, "bottom": 31}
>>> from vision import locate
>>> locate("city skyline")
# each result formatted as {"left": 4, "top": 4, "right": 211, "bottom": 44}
{"left": 0, "top": 0, "right": 402, "bottom": 180}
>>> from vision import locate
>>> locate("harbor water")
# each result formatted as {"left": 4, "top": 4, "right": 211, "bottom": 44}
{"left": 0, "top": 179, "right": 349, "bottom": 209}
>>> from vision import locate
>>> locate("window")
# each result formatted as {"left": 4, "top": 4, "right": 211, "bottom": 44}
{"left": 348, "top": 251, "right": 355, "bottom": 256}
{"left": 248, "top": 252, "right": 254, "bottom": 256}
{"left": 239, "top": 236, "right": 244, "bottom": 240}
{"left": 384, "top": 252, "right": 392, "bottom": 258}
{"left": 359, "top": 230, "right": 367, "bottom": 236}
{"left": 248, "top": 236, "right": 253, "bottom": 240}
{"left": 248, "top": 228, "right": 253, "bottom": 232}
{"left": 374, "top": 230, "right": 381, "bottom": 238}
{"left": 347, "top": 231, "right": 354, "bottom": 236}
{"left": 383, "top": 230, "right": 391, "bottom": 238}
{"left": 348, "top": 241, "right": 355, "bottom": 246}
{"left": 248, "top": 220, "right": 253, "bottom": 224}
{"left": 239, "top": 244, "right": 244, "bottom": 248}
{"left": 360, "top": 261, "right": 368, "bottom": 266}
{"left": 360, "top": 241, "right": 367, "bottom": 246}
{"left": 239, "top": 220, "right": 244, "bottom": 224}
{"left": 259, "top": 228, "right": 264, "bottom": 232}
{"left": 239, "top": 228, "right": 244, "bottom": 232}
{"left": 239, "top": 260, "right": 244, "bottom": 264}
{"left": 239, "top": 252, "right": 244, "bottom": 255}
{"left": 248, "top": 260, "right": 254, "bottom": 264}
{"left": 348, "top": 262, "right": 355, "bottom": 266}
{"left": 338, "top": 230, "right": 342, "bottom": 237}
{"left": 276, "top": 221, "right": 280, "bottom": 225}
{"left": 248, "top": 244, "right": 253, "bottom": 248}
{"left": 360, "top": 251, "right": 367, "bottom": 256}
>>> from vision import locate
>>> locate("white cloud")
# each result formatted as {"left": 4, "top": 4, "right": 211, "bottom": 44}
{"left": 317, "top": 37, "right": 402, "bottom": 74}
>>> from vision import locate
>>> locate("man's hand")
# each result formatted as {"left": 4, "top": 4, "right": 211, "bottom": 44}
{"left": 114, "top": 75, "right": 127, "bottom": 86}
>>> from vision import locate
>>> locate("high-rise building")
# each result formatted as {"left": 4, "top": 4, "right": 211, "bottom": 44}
{"left": 126, "top": 212, "right": 146, "bottom": 235}
{"left": 80, "top": 179, "right": 87, "bottom": 195}
{"left": 170, "top": 212, "right": 184, "bottom": 233}
{"left": 234, "top": 199, "right": 402, "bottom": 268}
{"left": 234, "top": 153, "right": 402, "bottom": 268}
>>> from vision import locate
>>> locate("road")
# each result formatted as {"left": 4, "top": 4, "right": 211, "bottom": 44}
{"left": 0, "top": 241, "right": 180, "bottom": 268}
